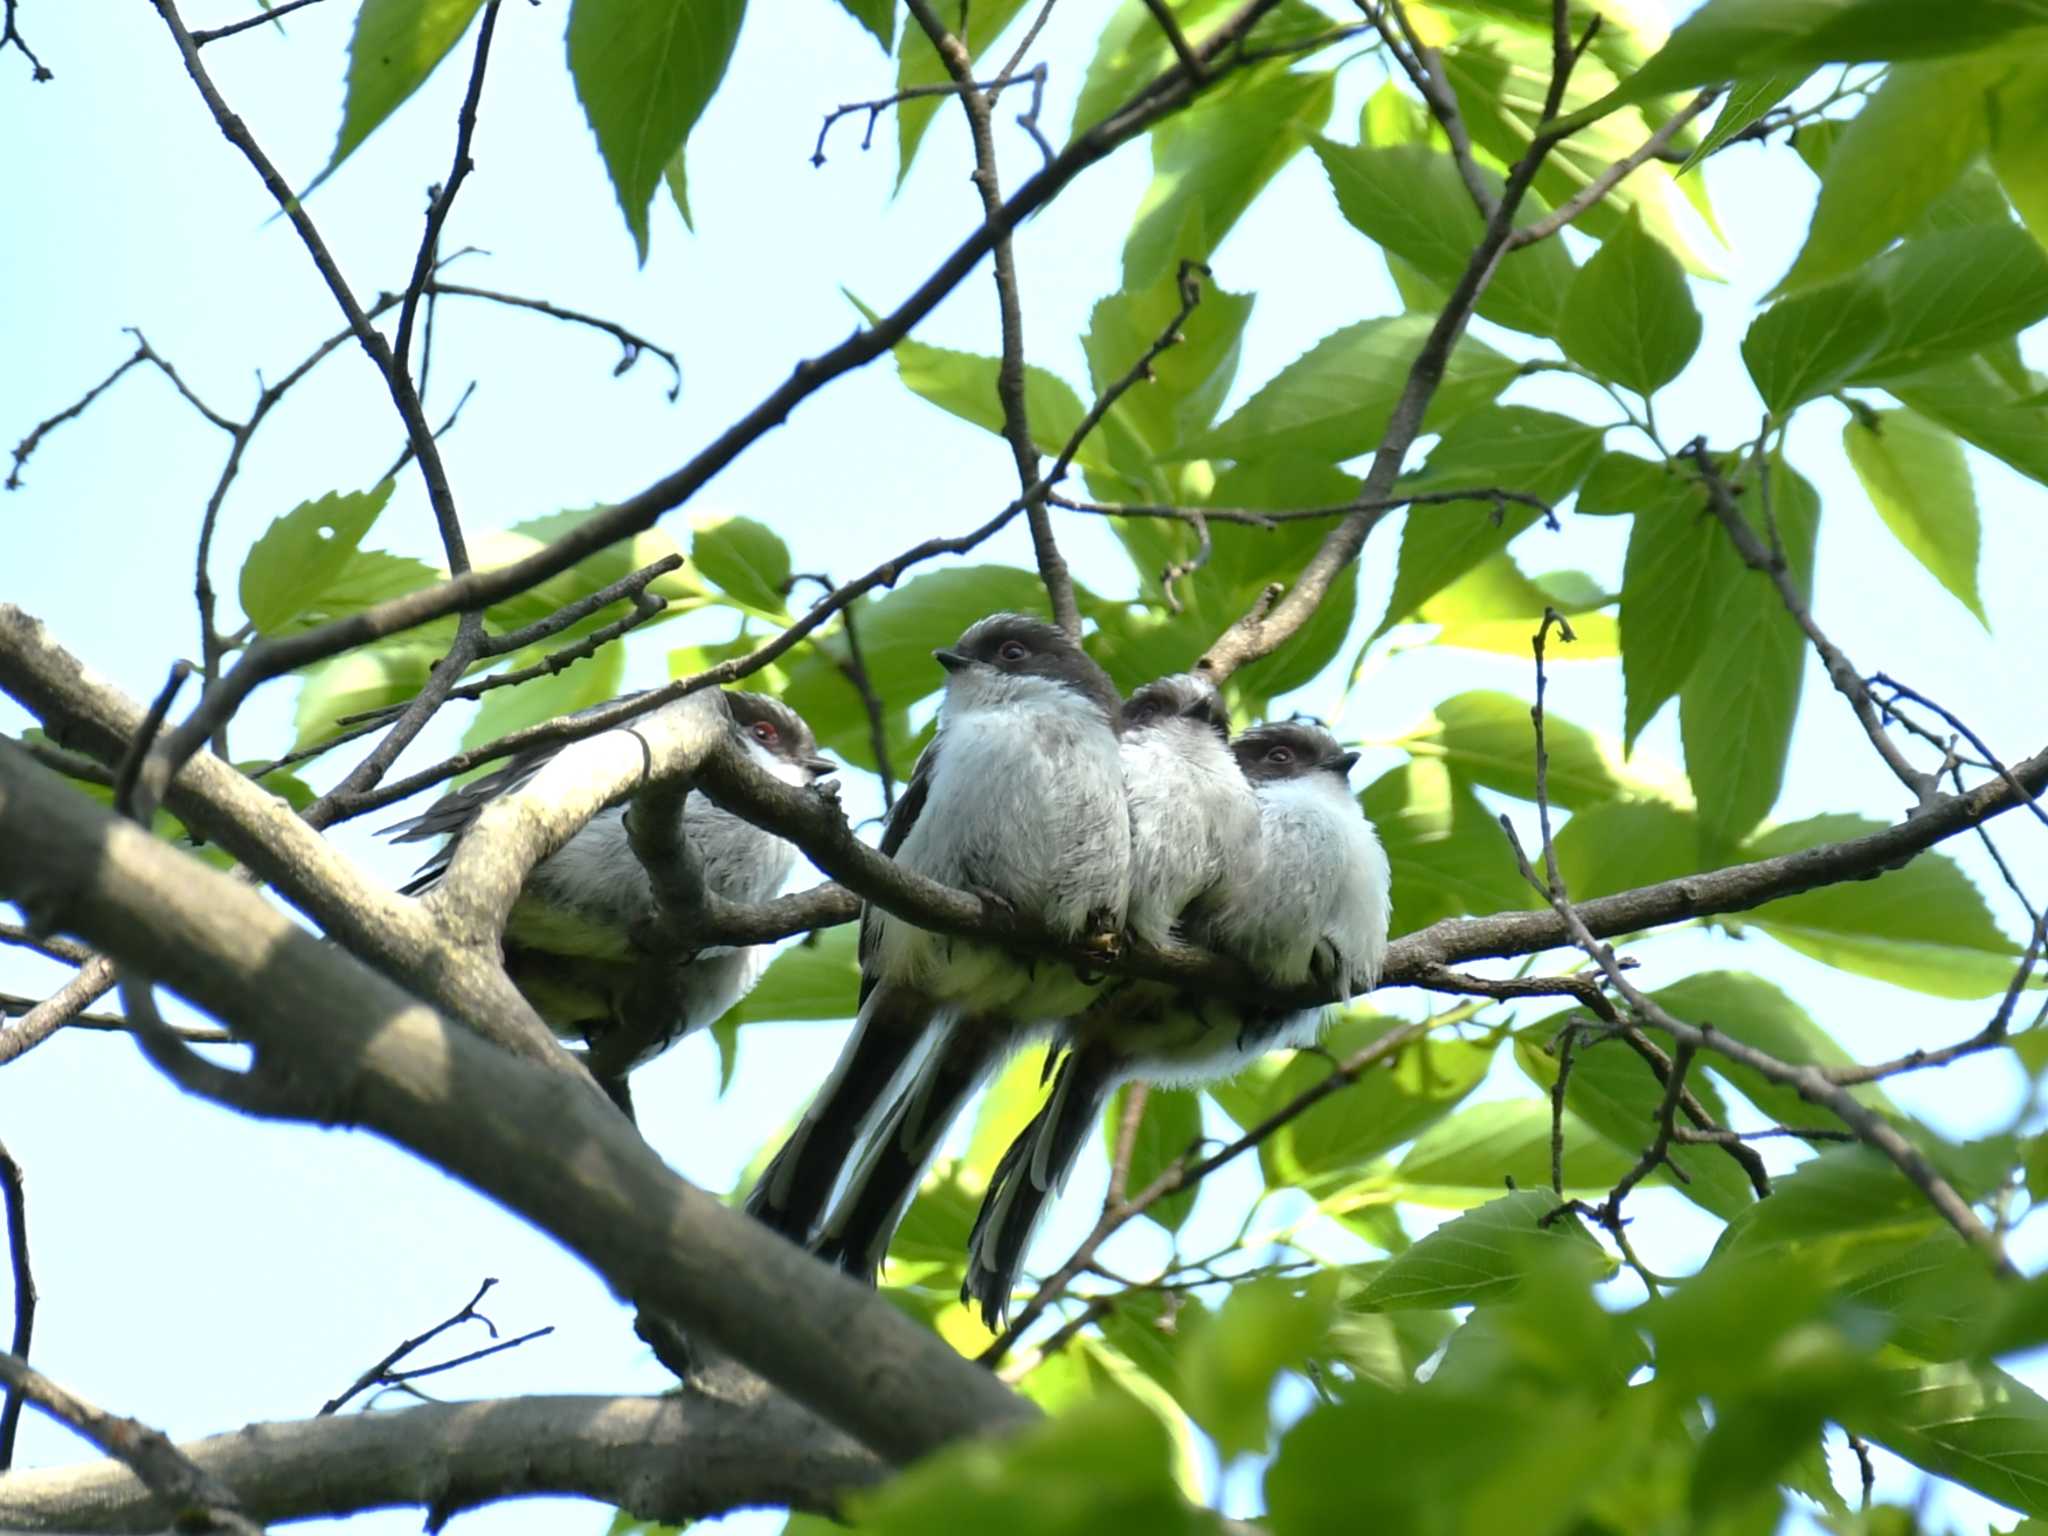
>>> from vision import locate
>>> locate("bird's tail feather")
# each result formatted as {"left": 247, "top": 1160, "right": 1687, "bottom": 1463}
{"left": 963, "top": 1047, "right": 1117, "bottom": 1332}
{"left": 744, "top": 981, "right": 936, "bottom": 1245}
{"left": 812, "top": 1024, "right": 1002, "bottom": 1284}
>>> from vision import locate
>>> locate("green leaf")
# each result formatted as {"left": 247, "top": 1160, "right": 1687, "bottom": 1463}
{"left": 1991, "top": 57, "right": 2048, "bottom": 251}
{"left": 1841, "top": 408, "right": 1986, "bottom": 624}
{"left": 1887, "top": 354, "right": 2048, "bottom": 489}
{"left": 1397, "top": 690, "right": 1628, "bottom": 810}
{"left": 1108, "top": 1086, "right": 1202, "bottom": 1232}
{"left": 1677, "top": 72, "right": 1805, "bottom": 174}
{"left": 474, "top": 506, "right": 701, "bottom": 635}
{"left": 1617, "top": 0, "right": 2048, "bottom": 103}
{"left": 1123, "top": 67, "right": 1335, "bottom": 288}
{"left": 1849, "top": 1361, "right": 2048, "bottom": 1518}
{"left": 567, "top": 0, "right": 746, "bottom": 260}
{"left": 1173, "top": 314, "right": 1518, "bottom": 463}
{"left": 1576, "top": 447, "right": 1688, "bottom": 517}
{"left": 1515, "top": 1025, "right": 1757, "bottom": 1220}
{"left": 1740, "top": 276, "right": 1890, "bottom": 414}
{"left": 886, "top": 333, "right": 1119, "bottom": 470}
{"left": 1180, "top": 1276, "right": 1336, "bottom": 1461}
{"left": 270, "top": 547, "right": 444, "bottom": 639}
{"left": 722, "top": 927, "right": 860, "bottom": 1029}
{"left": 1616, "top": 462, "right": 1727, "bottom": 744}
{"left": 460, "top": 637, "right": 627, "bottom": 751}
{"left": 1392, "top": 1099, "right": 1643, "bottom": 1205}
{"left": 1311, "top": 140, "right": 1577, "bottom": 339}
{"left": 1233, "top": 1014, "right": 1496, "bottom": 1196}
{"left": 237, "top": 483, "right": 394, "bottom": 636}
{"left": 1355, "top": 1190, "right": 1605, "bottom": 1311}
{"left": 1777, "top": 57, "right": 1996, "bottom": 292}
{"left": 842, "top": 1390, "right": 1210, "bottom": 1535}
{"left": 1082, "top": 269, "right": 1256, "bottom": 454}
{"left": 1651, "top": 971, "right": 1893, "bottom": 1137}
{"left": 1851, "top": 222, "right": 2048, "bottom": 381}
{"left": 1071, "top": 0, "right": 1330, "bottom": 136}
{"left": 1558, "top": 212, "right": 1701, "bottom": 395}
{"left": 1360, "top": 760, "right": 1542, "bottom": 937}
{"left": 1678, "top": 460, "right": 1818, "bottom": 847}
{"left": 330, "top": 0, "right": 484, "bottom": 171}
{"left": 1443, "top": 24, "right": 1725, "bottom": 276}
{"left": 290, "top": 640, "right": 440, "bottom": 752}
{"left": 690, "top": 513, "right": 791, "bottom": 617}
{"left": 894, "top": 0, "right": 1032, "bottom": 187}
{"left": 832, "top": 0, "right": 893, "bottom": 51}
{"left": 1717, "top": 1145, "right": 1934, "bottom": 1262}
{"left": 852, "top": 566, "right": 1056, "bottom": 703}
{"left": 1376, "top": 407, "right": 1607, "bottom": 632}
{"left": 1744, "top": 814, "right": 2024, "bottom": 997}
{"left": 1413, "top": 553, "right": 1621, "bottom": 659}
{"left": 1550, "top": 800, "right": 1701, "bottom": 897}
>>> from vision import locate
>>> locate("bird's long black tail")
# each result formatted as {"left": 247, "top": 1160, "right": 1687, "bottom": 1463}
{"left": 812, "top": 1023, "right": 1005, "bottom": 1284}
{"left": 962, "top": 1045, "right": 1118, "bottom": 1332}
{"left": 745, "top": 981, "right": 935, "bottom": 1245}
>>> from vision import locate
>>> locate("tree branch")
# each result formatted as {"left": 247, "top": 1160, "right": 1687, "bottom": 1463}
{"left": 905, "top": 0, "right": 1080, "bottom": 637}
{"left": 0, "top": 742, "right": 1040, "bottom": 1466}
{"left": 0, "top": 1390, "right": 881, "bottom": 1533}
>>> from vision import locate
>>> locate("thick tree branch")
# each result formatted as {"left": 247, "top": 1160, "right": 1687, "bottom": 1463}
{"left": 0, "top": 607, "right": 582, "bottom": 1081}
{"left": 0, "top": 1350, "right": 257, "bottom": 1535}
{"left": 0, "top": 1389, "right": 881, "bottom": 1532}
{"left": 0, "top": 743, "right": 1038, "bottom": 1466}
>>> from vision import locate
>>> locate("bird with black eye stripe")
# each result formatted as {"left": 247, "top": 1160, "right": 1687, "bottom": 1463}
{"left": 962, "top": 716, "right": 1391, "bottom": 1330}
{"left": 747, "top": 612, "right": 1132, "bottom": 1262}
{"left": 386, "top": 689, "right": 834, "bottom": 1118}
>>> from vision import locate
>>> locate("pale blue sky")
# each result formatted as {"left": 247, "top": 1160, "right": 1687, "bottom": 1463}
{"left": 3, "top": 3, "right": 2046, "bottom": 1532}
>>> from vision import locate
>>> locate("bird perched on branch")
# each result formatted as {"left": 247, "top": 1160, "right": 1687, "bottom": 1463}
{"left": 964, "top": 717, "right": 1390, "bottom": 1329}
{"left": 811, "top": 670, "right": 1261, "bottom": 1280}
{"left": 747, "top": 612, "right": 1131, "bottom": 1257}
{"left": 387, "top": 689, "right": 834, "bottom": 1117}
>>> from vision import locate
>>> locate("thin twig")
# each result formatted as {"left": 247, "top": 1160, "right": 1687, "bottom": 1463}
{"left": 128, "top": 0, "right": 1288, "bottom": 816}
{"left": 0, "top": 0, "right": 50, "bottom": 80}
{"left": 904, "top": 0, "right": 1079, "bottom": 637}
{"left": 320, "top": 1278, "right": 551, "bottom": 1416}
{"left": 191, "top": 0, "right": 327, "bottom": 45}
{"left": 0, "top": 1142, "right": 33, "bottom": 1470}
{"left": 1506, "top": 89, "right": 1721, "bottom": 248}
{"left": 1682, "top": 439, "right": 1939, "bottom": 809}
{"left": 983, "top": 1021, "right": 1429, "bottom": 1362}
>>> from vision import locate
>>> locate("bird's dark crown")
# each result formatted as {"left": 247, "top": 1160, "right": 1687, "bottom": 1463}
{"left": 1232, "top": 720, "right": 1355, "bottom": 784}
{"left": 941, "top": 612, "right": 1121, "bottom": 719}
{"left": 1120, "top": 673, "right": 1229, "bottom": 741}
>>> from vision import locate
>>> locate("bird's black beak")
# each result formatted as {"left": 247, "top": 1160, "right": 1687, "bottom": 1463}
{"left": 933, "top": 647, "right": 969, "bottom": 673}
{"left": 804, "top": 755, "right": 838, "bottom": 777}
{"left": 1321, "top": 749, "right": 1361, "bottom": 779}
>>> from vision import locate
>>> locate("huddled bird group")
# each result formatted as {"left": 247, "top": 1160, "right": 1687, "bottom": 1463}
{"left": 392, "top": 613, "right": 1390, "bottom": 1327}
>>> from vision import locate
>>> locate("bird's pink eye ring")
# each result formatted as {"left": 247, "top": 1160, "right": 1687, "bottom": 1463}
{"left": 751, "top": 721, "right": 779, "bottom": 745}
{"left": 997, "top": 640, "right": 1030, "bottom": 662}
{"left": 1267, "top": 745, "right": 1293, "bottom": 764}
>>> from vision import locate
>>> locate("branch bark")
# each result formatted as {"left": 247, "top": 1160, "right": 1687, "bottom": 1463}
{"left": 0, "top": 1389, "right": 881, "bottom": 1532}
{"left": 0, "top": 741, "right": 1037, "bottom": 1469}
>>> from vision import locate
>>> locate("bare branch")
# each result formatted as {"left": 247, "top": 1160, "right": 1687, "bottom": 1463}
{"left": 0, "top": 1390, "right": 881, "bottom": 1533}
{"left": 1505, "top": 89, "right": 1720, "bottom": 249}
{"left": 0, "top": 1143, "right": 31, "bottom": 1471}
{"left": 904, "top": 0, "right": 1080, "bottom": 636}
{"left": 190, "top": 0, "right": 327, "bottom": 45}
{"left": 0, "top": 0, "right": 49, "bottom": 81}
{"left": 0, "top": 1349, "right": 258, "bottom": 1534}
{"left": 0, "top": 742, "right": 1040, "bottom": 1464}
{"left": 320, "top": 1279, "right": 551, "bottom": 1416}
